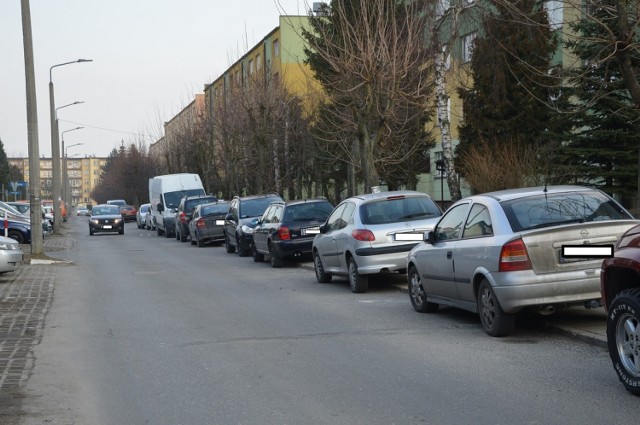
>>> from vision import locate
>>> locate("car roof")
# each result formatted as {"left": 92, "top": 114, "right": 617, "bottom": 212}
{"left": 345, "top": 190, "right": 433, "bottom": 203}
{"left": 236, "top": 193, "right": 281, "bottom": 201}
{"left": 474, "top": 185, "right": 597, "bottom": 202}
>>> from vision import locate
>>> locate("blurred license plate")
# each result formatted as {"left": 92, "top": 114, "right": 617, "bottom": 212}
{"left": 215, "top": 220, "right": 225, "bottom": 226}
{"left": 302, "top": 227, "right": 320, "bottom": 235}
{"left": 103, "top": 225, "right": 112, "bottom": 229}
{"left": 395, "top": 233, "right": 423, "bottom": 241}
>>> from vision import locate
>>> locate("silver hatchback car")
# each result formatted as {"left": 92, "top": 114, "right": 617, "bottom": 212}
{"left": 407, "top": 185, "right": 640, "bottom": 337}
{"left": 312, "top": 190, "right": 442, "bottom": 293}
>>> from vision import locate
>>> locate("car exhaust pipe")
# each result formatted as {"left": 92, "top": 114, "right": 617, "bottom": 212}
{"left": 538, "top": 305, "right": 556, "bottom": 316}
{"left": 585, "top": 299, "right": 602, "bottom": 309}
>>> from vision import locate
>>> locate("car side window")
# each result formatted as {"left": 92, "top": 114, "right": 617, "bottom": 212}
{"left": 325, "top": 204, "right": 347, "bottom": 232}
{"left": 272, "top": 206, "right": 283, "bottom": 224}
{"left": 339, "top": 202, "right": 356, "bottom": 229}
{"left": 462, "top": 204, "right": 493, "bottom": 238}
{"left": 434, "top": 203, "right": 470, "bottom": 241}
{"left": 261, "top": 206, "right": 274, "bottom": 224}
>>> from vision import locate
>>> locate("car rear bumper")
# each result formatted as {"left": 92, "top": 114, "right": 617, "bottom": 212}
{"left": 0, "top": 250, "right": 23, "bottom": 272}
{"left": 491, "top": 269, "right": 601, "bottom": 313}
{"left": 273, "top": 238, "right": 314, "bottom": 258}
{"left": 353, "top": 247, "right": 415, "bottom": 275}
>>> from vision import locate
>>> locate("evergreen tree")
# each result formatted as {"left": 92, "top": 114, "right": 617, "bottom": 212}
{"left": 0, "top": 138, "right": 12, "bottom": 199}
{"left": 456, "top": 0, "right": 565, "bottom": 188}
{"left": 558, "top": 0, "right": 640, "bottom": 208}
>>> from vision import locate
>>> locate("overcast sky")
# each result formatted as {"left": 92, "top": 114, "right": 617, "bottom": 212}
{"left": 1, "top": 0, "right": 311, "bottom": 159}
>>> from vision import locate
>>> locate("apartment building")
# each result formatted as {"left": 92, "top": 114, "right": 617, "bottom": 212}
{"left": 8, "top": 156, "right": 107, "bottom": 207}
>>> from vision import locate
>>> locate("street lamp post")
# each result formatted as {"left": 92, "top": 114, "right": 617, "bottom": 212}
{"left": 63, "top": 142, "right": 83, "bottom": 208}
{"left": 49, "top": 59, "right": 92, "bottom": 233}
{"left": 60, "top": 128, "right": 83, "bottom": 210}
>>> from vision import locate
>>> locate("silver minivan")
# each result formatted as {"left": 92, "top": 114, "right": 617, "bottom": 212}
{"left": 312, "top": 190, "right": 442, "bottom": 293}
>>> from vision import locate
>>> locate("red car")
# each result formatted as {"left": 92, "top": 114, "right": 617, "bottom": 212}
{"left": 600, "top": 223, "right": 640, "bottom": 395}
{"left": 119, "top": 205, "right": 138, "bottom": 222}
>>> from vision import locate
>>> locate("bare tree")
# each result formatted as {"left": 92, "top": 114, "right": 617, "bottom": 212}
{"left": 303, "top": 0, "right": 435, "bottom": 193}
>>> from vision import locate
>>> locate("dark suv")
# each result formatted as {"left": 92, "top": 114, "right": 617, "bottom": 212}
{"left": 224, "top": 193, "right": 283, "bottom": 256}
{"left": 252, "top": 198, "right": 334, "bottom": 267}
{"left": 174, "top": 195, "right": 218, "bottom": 242}
{"left": 600, "top": 223, "right": 640, "bottom": 395}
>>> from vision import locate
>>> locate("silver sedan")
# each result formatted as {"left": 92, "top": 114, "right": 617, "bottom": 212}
{"left": 407, "top": 185, "right": 640, "bottom": 337}
{"left": 312, "top": 190, "right": 442, "bottom": 293}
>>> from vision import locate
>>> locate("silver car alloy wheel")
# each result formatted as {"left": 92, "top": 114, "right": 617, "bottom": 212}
{"left": 615, "top": 311, "right": 640, "bottom": 378}
{"left": 479, "top": 285, "right": 498, "bottom": 328}
{"left": 409, "top": 271, "right": 425, "bottom": 308}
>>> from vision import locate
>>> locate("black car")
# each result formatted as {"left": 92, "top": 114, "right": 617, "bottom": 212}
{"left": 224, "top": 193, "right": 284, "bottom": 256}
{"left": 0, "top": 218, "right": 31, "bottom": 244}
{"left": 188, "top": 201, "right": 230, "bottom": 247}
{"left": 252, "top": 198, "right": 334, "bottom": 267}
{"left": 174, "top": 195, "right": 218, "bottom": 242}
{"left": 89, "top": 204, "right": 124, "bottom": 235}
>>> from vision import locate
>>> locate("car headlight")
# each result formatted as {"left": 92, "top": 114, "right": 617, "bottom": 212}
{"left": 241, "top": 225, "right": 254, "bottom": 235}
{"left": 90, "top": 219, "right": 99, "bottom": 224}
{"left": 0, "top": 241, "right": 20, "bottom": 251}
{"left": 113, "top": 218, "right": 122, "bottom": 223}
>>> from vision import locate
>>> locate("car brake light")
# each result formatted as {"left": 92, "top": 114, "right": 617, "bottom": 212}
{"left": 352, "top": 229, "right": 375, "bottom": 241}
{"left": 196, "top": 218, "right": 205, "bottom": 229}
{"left": 179, "top": 212, "right": 186, "bottom": 223}
{"left": 278, "top": 226, "right": 291, "bottom": 241}
{"left": 499, "top": 239, "right": 532, "bottom": 272}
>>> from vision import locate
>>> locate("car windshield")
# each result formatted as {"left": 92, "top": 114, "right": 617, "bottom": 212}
{"left": 241, "top": 197, "right": 281, "bottom": 218}
{"left": 140, "top": 205, "right": 150, "bottom": 213}
{"left": 283, "top": 202, "right": 333, "bottom": 222}
{"left": 201, "top": 202, "right": 229, "bottom": 216}
{"left": 93, "top": 206, "right": 120, "bottom": 216}
{"left": 501, "top": 190, "right": 633, "bottom": 232}
{"left": 164, "top": 190, "right": 205, "bottom": 208}
{"left": 360, "top": 196, "right": 441, "bottom": 225}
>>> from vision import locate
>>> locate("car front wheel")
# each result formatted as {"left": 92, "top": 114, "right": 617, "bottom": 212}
{"left": 607, "top": 288, "right": 640, "bottom": 395}
{"left": 408, "top": 266, "right": 438, "bottom": 313}
{"left": 348, "top": 257, "right": 368, "bottom": 293}
{"left": 477, "top": 279, "right": 515, "bottom": 337}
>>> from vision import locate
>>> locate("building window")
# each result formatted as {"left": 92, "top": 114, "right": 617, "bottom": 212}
{"left": 273, "top": 39, "right": 280, "bottom": 57}
{"left": 462, "top": 32, "right": 477, "bottom": 63}
{"left": 249, "top": 59, "right": 255, "bottom": 75}
{"left": 256, "top": 54, "right": 261, "bottom": 70}
{"left": 544, "top": 1, "right": 563, "bottom": 30}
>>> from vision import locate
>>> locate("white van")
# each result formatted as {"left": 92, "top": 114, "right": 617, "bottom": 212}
{"left": 149, "top": 173, "right": 205, "bottom": 237}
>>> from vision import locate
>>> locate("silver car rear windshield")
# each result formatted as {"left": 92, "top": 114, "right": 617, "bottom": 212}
{"left": 501, "top": 190, "right": 632, "bottom": 232}
{"left": 360, "top": 196, "right": 441, "bottom": 225}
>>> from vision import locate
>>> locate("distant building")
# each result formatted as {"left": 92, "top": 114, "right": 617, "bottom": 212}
{"left": 8, "top": 156, "right": 107, "bottom": 207}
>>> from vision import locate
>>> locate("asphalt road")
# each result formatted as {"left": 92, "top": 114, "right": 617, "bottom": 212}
{"left": 13, "top": 217, "right": 639, "bottom": 424}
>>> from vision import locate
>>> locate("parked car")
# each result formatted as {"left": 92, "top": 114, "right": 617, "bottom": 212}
{"left": 312, "top": 190, "right": 442, "bottom": 293}
{"left": 253, "top": 198, "right": 334, "bottom": 267}
{"left": 136, "top": 204, "right": 151, "bottom": 229}
{"left": 0, "top": 235, "right": 23, "bottom": 274}
{"left": 119, "top": 205, "right": 138, "bottom": 222}
{"left": 600, "top": 223, "right": 640, "bottom": 395}
{"left": 188, "top": 201, "right": 230, "bottom": 247}
{"left": 106, "top": 199, "right": 127, "bottom": 207}
{"left": 0, "top": 218, "right": 32, "bottom": 244}
{"left": 89, "top": 204, "right": 124, "bottom": 235}
{"left": 174, "top": 195, "right": 218, "bottom": 242}
{"left": 6, "top": 201, "right": 29, "bottom": 215}
{"left": 77, "top": 206, "right": 89, "bottom": 216}
{"left": 407, "top": 185, "right": 640, "bottom": 337}
{"left": 42, "top": 204, "right": 54, "bottom": 224}
{"left": 145, "top": 211, "right": 156, "bottom": 231}
{"left": 224, "top": 193, "right": 284, "bottom": 256}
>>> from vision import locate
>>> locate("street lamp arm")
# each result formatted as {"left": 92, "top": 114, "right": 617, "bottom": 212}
{"left": 49, "top": 59, "right": 93, "bottom": 82}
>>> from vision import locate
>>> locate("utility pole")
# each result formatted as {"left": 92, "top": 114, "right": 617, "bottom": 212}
{"left": 20, "top": 0, "right": 43, "bottom": 254}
